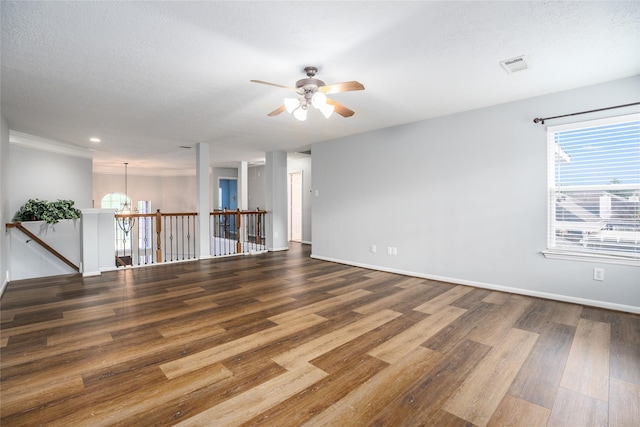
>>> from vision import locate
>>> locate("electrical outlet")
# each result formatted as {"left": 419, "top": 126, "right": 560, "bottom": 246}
{"left": 593, "top": 268, "right": 605, "bottom": 281}
{"left": 387, "top": 247, "right": 393, "bottom": 255}
{"left": 371, "top": 245, "right": 376, "bottom": 253}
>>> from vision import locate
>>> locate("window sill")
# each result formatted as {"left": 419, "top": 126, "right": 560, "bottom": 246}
{"left": 541, "top": 250, "right": 639, "bottom": 266}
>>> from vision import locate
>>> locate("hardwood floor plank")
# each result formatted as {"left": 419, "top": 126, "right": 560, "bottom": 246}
{"left": 301, "top": 345, "right": 442, "bottom": 426}
{"left": 423, "top": 301, "right": 497, "bottom": 353}
{"left": 443, "top": 328, "right": 539, "bottom": 427}
{"left": 310, "top": 310, "right": 430, "bottom": 374}
{"left": 177, "top": 362, "right": 328, "bottom": 426}
{"left": 240, "top": 354, "right": 388, "bottom": 426}
{"left": 609, "top": 377, "right": 640, "bottom": 427}
{"left": 487, "top": 393, "right": 550, "bottom": 427}
{"left": 366, "top": 339, "right": 492, "bottom": 425}
{"left": 610, "top": 313, "right": 640, "bottom": 385}
{"left": 352, "top": 281, "right": 432, "bottom": 315}
{"left": 560, "top": 317, "right": 611, "bottom": 401}
{"left": 272, "top": 309, "right": 402, "bottom": 370}
{"left": 508, "top": 322, "right": 575, "bottom": 409}
{"left": 52, "top": 364, "right": 234, "bottom": 427}
{"left": 547, "top": 387, "right": 608, "bottom": 427}
{"left": 467, "top": 294, "right": 532, "bottom": 346}
{"left": 413, "top": 285, "right": 473, "bottom": 314}
{"left": 1, "top": 374, "right": 85, "bottom": 417}
{"left": 368, "top": 305, "right": 466, "bottom": 364}
{"left": 2, "top": 333, "right": 114, "bottom": 367}
{"left": 267, "top": 289, "right": 370, "bottom": 324}
{"left": 160, "top": 313, "right": 328, "bottom": 379}
{"left": 515, "top": 299, "right": 583, "bottom": 334}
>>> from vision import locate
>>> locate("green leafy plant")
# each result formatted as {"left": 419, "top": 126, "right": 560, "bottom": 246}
{"left": 13, "top": 199, "right": 81, "bottom": 224}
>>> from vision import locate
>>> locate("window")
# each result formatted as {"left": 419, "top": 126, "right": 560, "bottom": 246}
{"left": 101, "top": 192, "right": 132, "bottom": 252}
{"left": 546, "top": 113, "right": 640, "bottom": 264}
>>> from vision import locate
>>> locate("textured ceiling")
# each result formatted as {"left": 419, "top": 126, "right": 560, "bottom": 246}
{"left": 2, "top": 1, "right": 639, "bottom": 174}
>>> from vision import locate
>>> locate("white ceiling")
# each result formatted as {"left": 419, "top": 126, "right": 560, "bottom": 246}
{"left": 2, "top": 1, "right": 639, "bottom": 175}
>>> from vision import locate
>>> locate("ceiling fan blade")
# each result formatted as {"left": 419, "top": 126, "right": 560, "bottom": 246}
{"left": 250, "top": 80, "right": 298, "bottom": 92}
{"left": 267, "top": 105, "right": 286, "bottom": 116}
{"left": 326, "top": 98, "right": 355, "bottom": 118}
{"left": 319, "top": 81, "right": 365, "bottom": 95}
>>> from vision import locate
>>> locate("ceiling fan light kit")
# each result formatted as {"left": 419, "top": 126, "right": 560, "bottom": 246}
{"left": 251, "top": 66, "right": 364, "bottom": 120}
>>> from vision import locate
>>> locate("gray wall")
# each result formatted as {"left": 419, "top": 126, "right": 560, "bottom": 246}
{"left": 1, "top": 114, "right": 9, "bottom": 293}
{"left": 9, "top": 144, "right": 93, "bottom": 218}
{"left": 311, "top": 76, "right": 640, "bottom": 311}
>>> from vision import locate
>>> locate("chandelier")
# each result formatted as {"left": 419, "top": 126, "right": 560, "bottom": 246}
{"left": 117, "top": 162, "right": 135, "bottom": 234}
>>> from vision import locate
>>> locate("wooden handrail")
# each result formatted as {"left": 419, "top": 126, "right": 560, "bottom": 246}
{"left": 6, "top": 222, "right": 80, "bottom": 272}
{"left": 210, "top": 210, "right": 266, "bottom": 216}
{"left": 114, "top": 212, "right": 198, "bottom": 219}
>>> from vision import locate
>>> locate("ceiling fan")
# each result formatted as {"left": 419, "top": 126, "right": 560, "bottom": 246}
{"left": 251, "top": 66, "right": 365, "bottom": 121}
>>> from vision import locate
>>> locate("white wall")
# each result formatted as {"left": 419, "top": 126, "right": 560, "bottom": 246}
{"left": 248, "top": 165, "right": 266, "bottom": 210}
{"left": 312, "top": 76, "right": 640, "bottom": 312}
{"left": 288, "top": 157, "right": 312, "bottom": 244}
{"left": 93, "top": 173, "right": 197, "bottom": 212}
{"left": 9, "top": 143, "right": 93, "bottom": 217}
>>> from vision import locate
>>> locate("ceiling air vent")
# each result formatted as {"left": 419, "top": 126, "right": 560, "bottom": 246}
{"left": 500, "top": 55, "right": 528, "bottom": 74}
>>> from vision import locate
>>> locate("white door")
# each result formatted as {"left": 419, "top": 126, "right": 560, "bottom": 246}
{"left": 290, "top": 172, "right": 302, "bottom": 242}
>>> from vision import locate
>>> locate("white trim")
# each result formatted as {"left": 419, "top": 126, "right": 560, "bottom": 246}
{"left": 310, "top": 254, "right": 640, "bottom": 314}
{"left": 0, "top": 277, "right": 8, "bottom": 299}
{"left": 269, "top": 246, "right": 289, "bottom": 252}
{"left": 542, "top": 250, "right": 639, "bottom": 266}
{"left": 10, "top": 131, "right": 93, "bottom": 159}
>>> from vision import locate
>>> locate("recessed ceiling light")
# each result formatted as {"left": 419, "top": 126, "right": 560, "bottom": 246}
{"left": 90, "top": 137, "right": 101, "bottom": 143}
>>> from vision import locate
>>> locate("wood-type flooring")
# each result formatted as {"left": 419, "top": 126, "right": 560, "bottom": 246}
{"left": 1, "top": 243, "right": 638, "bottom": 426}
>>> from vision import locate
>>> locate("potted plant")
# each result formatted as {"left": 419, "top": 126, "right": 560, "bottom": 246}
{"left": 13, "top": 199, "right": 81, "bottom": 224}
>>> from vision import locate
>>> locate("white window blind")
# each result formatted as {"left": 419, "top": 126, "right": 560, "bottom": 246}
{"left": 547, "top": 113, "right": 640, "bottom": 263}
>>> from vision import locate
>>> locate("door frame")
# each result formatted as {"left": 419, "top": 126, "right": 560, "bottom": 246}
{"left": 288, "top": 171, "right": 303, "bottom": 242}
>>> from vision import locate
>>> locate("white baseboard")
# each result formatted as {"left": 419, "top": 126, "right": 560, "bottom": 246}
{"left": 269, "top": 246, "right": 290, "bottom": 252}
{"left": 310, "top": 255, "right": 640, "bottom": 314}
{"left": 0, "top": 277, "right": 8, "bottom": 299}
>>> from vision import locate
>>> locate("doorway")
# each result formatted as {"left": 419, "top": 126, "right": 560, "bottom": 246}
{"left": 218, "top": 178, "right": 237, "bottom": 210}
{"left": 289, "top": 172, "right": 302, "bottom": 242}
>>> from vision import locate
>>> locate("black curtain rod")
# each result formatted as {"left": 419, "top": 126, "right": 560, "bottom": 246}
{"left": 533, "top": 102, "right": 640, "bottom": 125}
